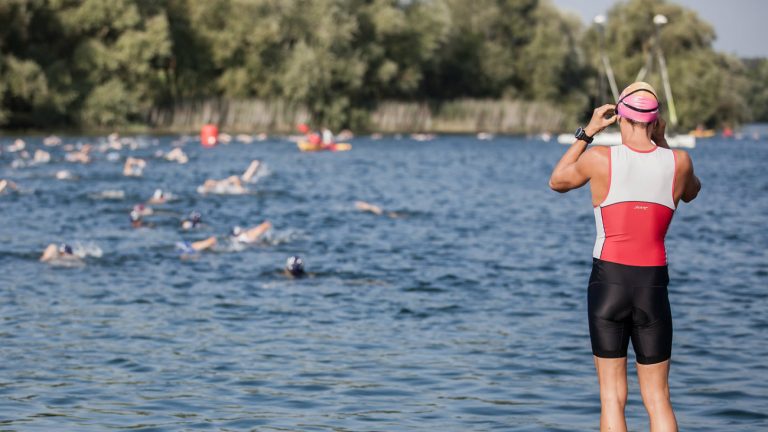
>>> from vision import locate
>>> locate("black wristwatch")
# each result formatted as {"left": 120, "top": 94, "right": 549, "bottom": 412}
{"left": 575, "top": 127, "right": 594, "bottom": 144}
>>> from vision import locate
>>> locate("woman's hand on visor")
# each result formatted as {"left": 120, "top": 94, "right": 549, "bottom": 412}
{"left": 585, "top": 104, "right": 618, "bottom": 137}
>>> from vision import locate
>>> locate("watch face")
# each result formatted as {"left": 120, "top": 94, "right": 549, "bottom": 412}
{"left": 575, "top": 127, "right": 584, "bottom": 137}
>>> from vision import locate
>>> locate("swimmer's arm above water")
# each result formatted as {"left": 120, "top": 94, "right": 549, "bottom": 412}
{"left": 241, "top": 160, "right": 261, "bottom": 182}
{"left": 192, "top": 237, "right": 217, "bottom": 251}
{"left": 0, "top": 179, "right": 19, "bottom": 193}
{"left": 40, "top": 244, "right": 58, "bottom": 262}
{"left": 355, "top": 201, "right": 384, "bottom": 215}
{"left": 549, "top": 105, "right": 617, "bottom": 193}
{"left": 243, "top": 221, "right": 272, "bottom": 242}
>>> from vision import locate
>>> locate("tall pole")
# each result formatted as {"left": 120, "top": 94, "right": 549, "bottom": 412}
{"left": 595, "top": 15, "right": 620, "bottom": 101}
{"left": 635, "top": 44, "right": 654, "bottom": 82}
{"left": 603, "top": 54, "right": 620, "bottom": 101}
{"left": 654, "top": 14, "right": 678, "bottom": 127}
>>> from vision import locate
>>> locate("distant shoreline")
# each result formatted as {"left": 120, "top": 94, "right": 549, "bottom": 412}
{"left": 141, "top": 98, "right": 575, "bottom": 136}
{"left": 0, "top": 129, "right": 548, "bottom": 139}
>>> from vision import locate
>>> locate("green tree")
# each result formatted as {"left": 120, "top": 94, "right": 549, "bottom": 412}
{"left": 0, "top": 0, "right": 760, "bottom": 131}
{"left": 582, "top": 0, "right": 748, "bottom": 129}
{"left": 0, "top": 0, "right": 172, "bottom": 128}
{"left": 743, "top": 58, "right": 768, "bottom": 123}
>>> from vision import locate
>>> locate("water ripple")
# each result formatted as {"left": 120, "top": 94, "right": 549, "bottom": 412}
{"left": 0, "top": 136, "right": 765, "bottom": 430}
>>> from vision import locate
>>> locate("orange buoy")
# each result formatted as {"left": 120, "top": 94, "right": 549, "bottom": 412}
{"left": 200, "top": 124, "right": 219, "bottom": 147}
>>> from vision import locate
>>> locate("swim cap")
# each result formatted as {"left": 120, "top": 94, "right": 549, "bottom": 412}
{"left": 153, "top": 189, "right": 164, "bottom": 199}
{"left": 616, "top": 82, "right": 660, "bottom": 123}
{"left": 59, "top": 243, "right": 73, "bottom": 255}
{"left": 285, "top": 256, "right": 305, "bottom": 276}
{"left": 189, "top": 211, "right": 201, "bottom": 226}
{"left": 230, "top": 226, "right": 243, "bottom": 237}
{"left": 130, "top": 210, "right": 141, "bottom": 222}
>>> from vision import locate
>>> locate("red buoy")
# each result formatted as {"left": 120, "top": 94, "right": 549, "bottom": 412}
{"left": 200, "top": 124, "right": 219, "bottom": 147}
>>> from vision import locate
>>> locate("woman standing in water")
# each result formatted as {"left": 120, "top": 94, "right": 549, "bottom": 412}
{"left": 548, "top": 82, "right": 701, "bottom": 431}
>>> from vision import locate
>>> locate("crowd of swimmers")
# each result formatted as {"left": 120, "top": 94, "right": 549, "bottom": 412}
{"left": 2, "top": 130, "right": 397, "bottom": 278}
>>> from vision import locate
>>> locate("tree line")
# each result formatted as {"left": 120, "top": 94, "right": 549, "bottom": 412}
{"left": 0, "top": 0, "right": 765, "bottom": 132}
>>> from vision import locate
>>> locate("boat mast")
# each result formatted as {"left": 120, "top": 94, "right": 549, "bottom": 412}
{"left": 595, "top": 15, "right": 620, "bottom": 101}
{"left": 653, "top": 14, "right": 679, "bottom": 127}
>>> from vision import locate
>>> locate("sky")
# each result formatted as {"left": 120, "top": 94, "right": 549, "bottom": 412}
{"left": 551, "top": 0, "right": 767, "bottom": 58}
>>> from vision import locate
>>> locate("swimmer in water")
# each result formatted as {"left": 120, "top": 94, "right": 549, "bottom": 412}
{"left": 129, "top": 209, "right": 154, "bottom": 228}
{"left": 181, "top": 211, "right": 202, "bottom": 230}
{"left": 33, "top": 149, "right": 51, "bottom": 164}
{"left": 355, "top": 201, "right": 400, "bottom": 218}
{"left": 549, "top": 82, "right": 701, "bottom": 432}
{"left": 129, "top": 210, "right": 142, "bottom": 228}
{"left": 55, "top": 170, "right": 76, "bottom": 180}
{"left": 65, "top": 144, "right": 92, "bottom": 164}
{"left": 0, "top": 179, "right": 19, "bottom": 194}
{"left": 40, "top": 243, "right": 81, "bottom": 263}
{"left": 176, "top": 221, "right": 270, "bottom": 257}
{"left": 197, "top": 160, "right": 262, "bottom": 195}
{"left": 230, "top": 221, "right": 272, "bottom": 244}
{"left": 164, "top": 147, "right": 189, "bottom": 164}
{"left": 133, "top": 203, "right": 153, "bottom": 217}
{"left": 147, "top": 188, "right": 172, "bottom": 204}
{"left": 123, "top": 157, "right": 146, "bottom": 177}
{"left": 8, "top": 139, "right": 25, "bottom": 152}
{"left": 43, "top": 135, "right": 62, "bottom": 147}
{"left": 284, "top": 255, "right": 305, "bottom": 278}
{"left": 198, "top": 176, "right": 248, "bottom": 195}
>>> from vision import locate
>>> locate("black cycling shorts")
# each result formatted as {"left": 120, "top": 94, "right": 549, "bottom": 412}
{"left": 588, "top": 258, "right": 672, "bottom": 364}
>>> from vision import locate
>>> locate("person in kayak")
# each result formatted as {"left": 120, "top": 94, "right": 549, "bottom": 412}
{"left": 322, "top": 127, "right": 334, "bottom": 145}
{"left": 298, "top": 123, "right": 325, "bottom": 147}
{"left": 296, "top": 123, "right": 345, "bottom": 151}
{"left": 548, "top": 81, "right": 701, "bottom": 432}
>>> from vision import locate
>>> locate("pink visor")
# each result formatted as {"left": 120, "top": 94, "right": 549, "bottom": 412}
{"left": 616, "top": 89, "right": 660, "bottom": 123}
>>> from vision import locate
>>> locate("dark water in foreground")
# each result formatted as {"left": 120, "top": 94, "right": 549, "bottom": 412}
{"left": 0, "top": 135, "right": 766, "bottom": 431}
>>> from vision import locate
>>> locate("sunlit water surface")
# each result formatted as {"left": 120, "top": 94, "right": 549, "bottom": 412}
{"left": 0, "top": 134, "right": 766, "bottom": 431}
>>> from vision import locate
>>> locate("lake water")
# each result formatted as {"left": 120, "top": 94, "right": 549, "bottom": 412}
{"left": 0, "top": 134, "right": 766, "bottom": 431}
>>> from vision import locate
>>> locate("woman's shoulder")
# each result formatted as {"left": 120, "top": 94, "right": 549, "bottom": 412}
{"left": 671, "top": 149, "right": 693, "bottom": 169}
{"left": 582, "top": 145, "right": 611, "bottom": 164}
{"left": 576, "top": 145, "right": 611, "bottom": 178}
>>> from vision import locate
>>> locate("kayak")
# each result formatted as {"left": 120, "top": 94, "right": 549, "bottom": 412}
{"left": 688, "top": 128, "right": 715, "bottom": 138}
{"left": 297, "top": 141, "right": 352, "bottom": 152}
